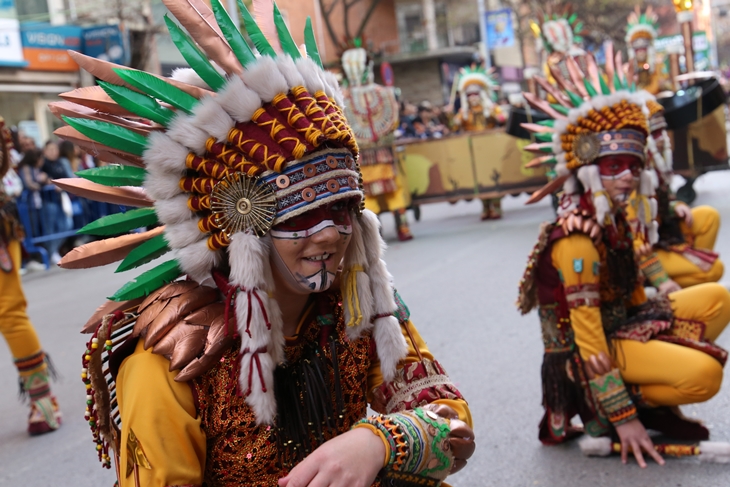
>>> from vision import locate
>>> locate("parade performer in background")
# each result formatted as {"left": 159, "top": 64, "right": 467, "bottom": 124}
{"left": 0, "top": 117, "right": 61, "bottom": 435}
{"left": 517, "top": 60, "right": 730, "bottom": 467}
{"left": 628, "top": 94, "right": 723, "bottom": 291}
{"left": 341, "top": 45, "right": 413, "bottom": 241}
{"left": 625, "top": 6, "right": 669, "bottom": 95}
{"left": 530, "top": 5, "right": 586, "bottom": 83}
{"left": 53, "top": 1, "right": 474, "bottom": 485}
{"left": 452, "top": 64, "right": 505, "bottom": 220}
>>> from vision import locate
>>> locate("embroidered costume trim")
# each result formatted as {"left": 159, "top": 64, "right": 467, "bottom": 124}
{"left": 638, "top": 253, "right": 670, "bottom": 287}
{"left": 589, "top": 369, "right": 638, "bottom": 426}
{"left": 565, "top": 284, "right": 600, "bottom": 309}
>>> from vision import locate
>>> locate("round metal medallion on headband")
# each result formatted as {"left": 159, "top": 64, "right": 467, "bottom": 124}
{"left": 276, "top": 174, "right": 290, "bottom": 189}
{"left": 303, "top": 164, "right": 317, "bottom": 177}
{"left": 326, "top": 179, "right": 340, "bottom": 193}
{"left": 301, "top": 187, "right": 316, "bottom": 202}
{"left": 326, "top": 155, "right": 339, "bottom": 169}
{"left": 210, "top": 173, "right": 276, "bottom": 237}
{"left": 573, "top": 133, "right": 601, "bottom": 165}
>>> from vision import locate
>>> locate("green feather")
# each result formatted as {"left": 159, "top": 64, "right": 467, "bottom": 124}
{"left": 98, "top": 81, "right": 175, "bottom": 126}
{"left": 535, "top": 132, "right": 553, "bottom": 142}
{"left": 550, "top": 103, "right": 570, "bottom": 116}
{"left": 565, "top": 90, "right": 583, "bottom": 108}
{"left": 568, "top": 13, "right": 577, "bottom": 24}
{"left": 543, "top": 157, "right": 557, "bottom": 166}
{"left": 62, "top": 116, "right": 147, "bottom": 156}
{"left": 574, "top": 21, "right": 583, "bottom": 33}
{"left": 612, "top": 73, "right": 621, "bottom": 90}
{"left": 599, "top": 74, "right": 611, "bottom": 95}
{"left": 165, "top": 15, "right": 226, "bottom": 91}
{"left": 110, "top": 260, "right": 182, "bottom": 301}
{"left": 78, "top": 208, "right": 159, "bottom": 236}
{"left": 538, "top": 119, "right": 555, "bottom": 127}
{"left": 629, "top": 82, "right": 636, "bottom": 93}
{"left": 583, "top": 78, "right": 598, "bottom": 97}
{"left": 210, "top": 0, "right": 256, "bottom": 67}
{"left": 114, "top": 69, "right": 198, "bottom": 114}
{"left": 304, "top": 18, "right": 322, "bottom": 67}
{"left": 274, "top": 3, "right": 301, "bottom": 59}
{"left": 115, "top": 234, "right": 171, "bottom": 273}
{"left": 238, "top": 0, "right": 276, "bottom": 57}
{"left": 76, "top": 165, "right": 147, "bottom": 187}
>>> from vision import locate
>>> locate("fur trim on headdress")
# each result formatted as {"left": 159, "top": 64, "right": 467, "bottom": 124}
{"left": 576, "top": 165, "right": 612, "bottom": 228}
{"left": 155, "top": 195, "right": 195, "bottom": 224}
{"left": 144, "top": 132, "right": 190, "bottom": 174}
{"left": 176, "top": 239, "right": 222, "bottom": 284}
{"left": 359, "top": 210, "right": 408, "bottom": 382}
{"left": 216, "top": 75, "right": 264, "bottom": 122}
{"left": 229, "top": 232, "right": 284, "bottom": 424}
{"left": 341, "top": 214, "right": 374, "bottom": 337}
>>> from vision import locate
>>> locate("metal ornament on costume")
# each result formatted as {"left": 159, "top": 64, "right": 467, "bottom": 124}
{"left": 51, "top": 0, "right": 408, "bottom": 427}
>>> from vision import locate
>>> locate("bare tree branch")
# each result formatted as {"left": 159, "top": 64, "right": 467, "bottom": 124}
{"left": 355, "top": 0, "right": 385, "bottom": 40}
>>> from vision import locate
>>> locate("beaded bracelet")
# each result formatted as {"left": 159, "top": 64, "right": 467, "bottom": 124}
{"left": 589, "top": 368, "right": 638, "bottom": 426}
{"left": 353, "top": 407, "right": 454, "bottom": 483}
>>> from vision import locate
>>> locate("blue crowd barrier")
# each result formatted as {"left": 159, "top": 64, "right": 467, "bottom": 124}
{"left": 16, "top": 186, "right": 122, "bottom": 269}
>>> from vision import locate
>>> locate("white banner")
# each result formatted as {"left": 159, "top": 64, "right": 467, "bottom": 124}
{"left": 0, "top": 18, "right": 25, "bottom": 66}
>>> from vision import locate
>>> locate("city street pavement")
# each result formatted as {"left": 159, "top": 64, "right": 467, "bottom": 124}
{"left": 3, "top": 173, "right": 730, "bottom": 486}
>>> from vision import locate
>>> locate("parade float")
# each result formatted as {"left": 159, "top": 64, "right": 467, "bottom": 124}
{"left": 340, "top": 45, "right": 413, "bottom": 240}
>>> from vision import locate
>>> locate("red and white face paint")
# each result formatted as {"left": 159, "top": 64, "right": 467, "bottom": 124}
{"left": 270, "top": 200, "right": 353, "bottom": 294}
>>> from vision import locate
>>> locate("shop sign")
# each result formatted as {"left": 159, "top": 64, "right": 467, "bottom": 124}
{"left": 83, "top": 25, "right": 125, "bottom": 65}
{"left": 20, "top": 24, "right": 82, "bottom": 71}
{"left": 485, "top": 9, "right": 515, "bottom": 49}
{"left": 0, "top": 18, "right": 27, "bottom": 67}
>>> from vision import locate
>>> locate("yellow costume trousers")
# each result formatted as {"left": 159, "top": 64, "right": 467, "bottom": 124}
{"left": 614, "top": 283, "right": 730, "bottom": 407}
{"left": 0, "top": 239, "right": 43, "bottom": 373}
{"left": 656, "top": 206, "right": 723, "bottom": 288}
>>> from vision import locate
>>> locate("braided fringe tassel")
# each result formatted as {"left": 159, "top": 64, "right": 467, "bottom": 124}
{"left": 229, "top": 232, "right": 284, "bottom": 425}
{"left": 359, "top": 210, "right": 408, "bottom": 383}
{"left": 342, "top": 213, "right": 374, "bottom": 336}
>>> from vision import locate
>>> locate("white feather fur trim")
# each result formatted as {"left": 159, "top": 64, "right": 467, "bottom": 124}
{"left": 321, "top": 70, "right": 345, "bottom": 107}
{"left": 171, "top": 68, "right": 211, "bottom": 90}
{"left": 243, "top": 56, "right": 289, "bottom": 102}
{"left": 372, "top": 315, "right": 408, "bottom": 383}
{"left": 276, "top": 55, "right": 306, "bottom": 87}
{"left": 144, "top": 166, "right": 184, "bottom": 201}
{"left": 217, "top": 75, "right": 263, "bottom": 122}
{"left": 155, "top": 195, "right": 194, "bottom": 224}
{"left": 167, "top": 114, "right": 210, "bottom": 155}
{"left": 295, "top": 57, "right": 326, "bottom": 94}
{"left": 579, "top": 436, "right": 612, "bottom": 457}
{"left": 699, "top": 441, "right": 730, "bottom": 463}
{"left": 176, "top": 238, "right": 221, "bottom": 284}
{"left": 229, "top": 232, "right": 271, "bottom": 289}
{"left": 240, "top": 350, "right": 277, "bottom": 424}
{"left": 577, "top": 165, "right": 612, "bottom": 227}
{"left": 341, "top": 214, "right": 374, "bottom": 337}
{"left": 190, "top": 96, "right": 234, "bottom": 142}
{"left": 639, "top": 170, "right": 655, "bottom": 197}
{"left": 164, "top": 220, "right": 205, "bottom": 249}
{"left": 144, "top": 132, "right": 190, "bottom": 174}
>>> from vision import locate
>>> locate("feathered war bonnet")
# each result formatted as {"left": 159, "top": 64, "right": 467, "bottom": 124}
{"left": 50, "top": 0, "right": 407, "bottom": 424}
{"left": 456, "top": 64, "right": 499, "bottom": 116}
{"left": 520, "top": 49, "right": 658, "bottom": 244}
{"left": 625, "top": 5, "right": 659, "bottom": 71}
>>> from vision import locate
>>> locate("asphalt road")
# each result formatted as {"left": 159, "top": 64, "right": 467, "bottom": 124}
{"left": 2, "top": 174, "right": 730, "bottom": 487}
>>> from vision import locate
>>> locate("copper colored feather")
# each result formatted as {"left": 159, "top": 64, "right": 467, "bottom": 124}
{"left": 605, "top": 43, "right": 616, "bottom": 93}
{"left": 525, "top": 155, "right": 555, "bottom": 168}
{"left": 142, "top": 285, "right": 219, "bottom": 349}
{"left": 526, "top": 173, "right": 570, "bottom": 204}
{"left": 175, "top": 311, "right": 232, "bottom": 382}
{"left": 523, "top": 142, "right": 554, "bottom": 154}
{"left": 523, "top": 92, "right": 568, "bottom": 121}
{"left": 565, "top": 57, "right": 588, "bottom": 98}
{"left": 138, "top": 281, "right": 197, "bottom": 314}
{"left": 54, "top": 126, "right": 145, "bottom": 167}
{"left": 253, "top": 0, "right": 283, "bottom": 53}
{"left": 53, "top": 178, "right": 154, "bottom": 207}
{"left": 533, "top": 76, "right": 571, "bottom": 108}
{"left": 520, "top": 123, "right": 554, "bottom": 134}
{"left": 49, "top": 101, "right": 156, "bottom": 136}
{"left": 584, "top": 53, "right": 601, "bottom": 95}
{"left": 162, "top": 0, "right": 243, "bottom": 75}
{"left": 59, "top": 226, "right": 165, "bottom": 270}
{"left": 82, "top": 299, "right": 144, "bottom": 334}
{"left": 60, "top": 86, "right": 139, "bottom": 118}
{"left": 68, "top": 51, "right": 211, "bottom": 99}
{"left": 548, "top": 62, "right": 577, "bottom": 94}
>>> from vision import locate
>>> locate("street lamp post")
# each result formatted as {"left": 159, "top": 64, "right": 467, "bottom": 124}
{"left": 674, "top": 0, "right": 696, "bottom": 74}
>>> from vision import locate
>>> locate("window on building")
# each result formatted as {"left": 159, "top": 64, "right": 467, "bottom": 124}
{"left": 17, "top": 0, "right": 50, "bottom": 21}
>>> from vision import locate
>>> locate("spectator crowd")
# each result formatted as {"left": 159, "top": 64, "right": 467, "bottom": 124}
{"left": 2, "top": 130, "right": 112, "bottom": 271}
